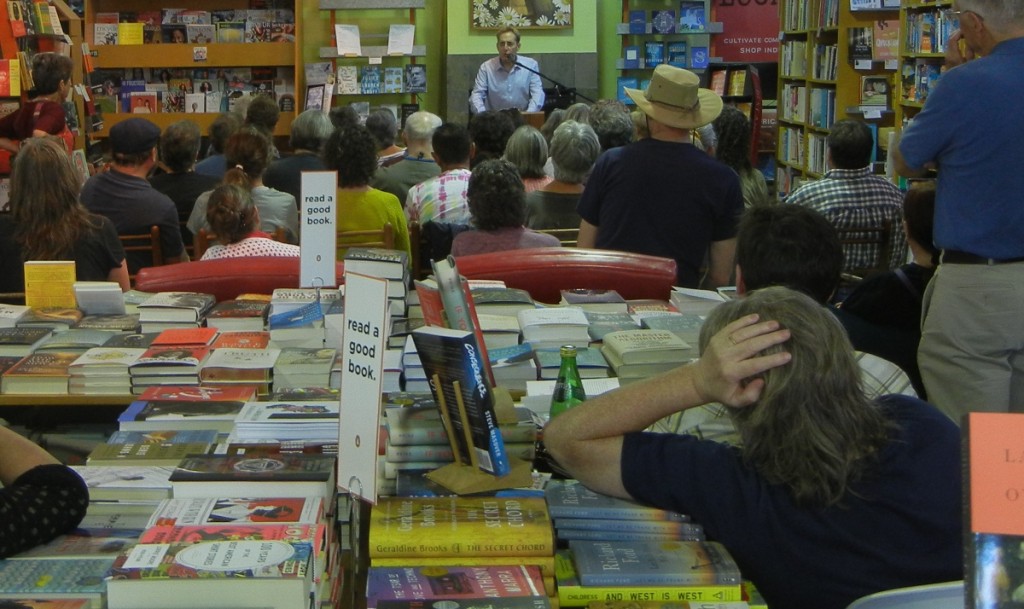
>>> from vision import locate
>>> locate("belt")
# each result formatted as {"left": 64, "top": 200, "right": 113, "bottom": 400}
{"left": 941, "top": 250, "right": 1024, "bottom": 265}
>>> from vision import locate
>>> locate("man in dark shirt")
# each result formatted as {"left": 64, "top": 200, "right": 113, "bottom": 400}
{"left": 148, "top": 119, "right": 219, "bottom": 245}
{"left": 81, "top": 117, "right": 188, "bottom": 274}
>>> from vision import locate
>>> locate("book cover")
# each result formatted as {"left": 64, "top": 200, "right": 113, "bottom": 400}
{"left": 345, "top": 247, "right": 409, "bottom": 280}
{"left": 139, "top": 523, "right": 322, "bottom": 546}
{"left": 138, "top": 292, "right": 215, "bottom": 323}
{"left": 69, "top": 465, "right": 174, "bottom": 501}
{"left": 667, "top": 41, "right": 688, "bottom": 68}
{"left": 138, "top": 384, "right": 258, "bottom": 402}
{"left": 644, "top": 41, "right": 665, "bottom": 68}
{"left": 545, "top": 480, "right": 689, "bottom": 522}
{"left": 0, "top": 302, "right": 29, "bottom": 327}
{"left": 560, "top": 289, "right": 627, "bottom": 313}
{"left": 601, "top": 329, "right": 691, "bottom": 365}
{"left": 34, "top": 329, "right": 115, "bottom": 352}
{"left": 553, "top": 550, "right": 742, "bottom": 606}
{"left": 0, "top": 326, "right": 51, "bottom": 356}
{"left": 0, "top": 557, "right": 113, "bottom": 602}
{"left": 117, "top": 399, "right": 245, "bottom": 433}
{"left": 130, "top": 345, "right": 210, "bottom": 373}
{"left": 569, "top": 540, "right": 742, "bottom": 586}
{"left": 1, "top": 351, "right": 78, "bottom": 394}
{"left": 689, "top": 46, "right": 709, "bottom": 69}
{"left": 848, "top": 26, "right": 874, "bottom": 62}
{"left": 679, "top": 0, "right": 706, "bottom": 31}
{"left": 146, "top": 496, "right": 323, "bottom": 527}
{"left": 627, "top": 9, "right": 646, "bottom": 34}
{"left": 17, "top": 307, "right": 84, "bottom": 329}
{"left": 860, "top": 75, "right": 890, "bottom": 106}
{"left": 368, "top": 496, "right": 555, "bottom": 558}
{"left": 10, "top": 528, "right": 140, "bottom": 560}
{"left": 366, "top": 565, "right": 548, "bottom": 609}
{"left": 623, "top": 45, "right": 640, "bottom": 70}
{"left": 169, "top": 454, "right": 336, "bottom": 500}
{"left": 873, "top": 19, "right": 899, "bottom": 62}
{"left": 76, "top": 313, "right": 140, "bottom": 332}
{"left": 652, "top": 9, "right": 676, "bottom": 34}
{"left": 94, "top": 22, "right": 118, "bottom": 45}
{"left": 199, "top": 348, "right": 279, "bottom": 383}
{"left": 360, "top": 65, "right": 382, "bottom": 95}
{"left": 210, "top": 331, "right": 271, "bottom": 349}
{"left": 151, "top": 327, "right": 219, "bottom": 348}
{"left": 24, "top": 260, "right": 76, "bottom": 309}
{"left": 87, "top": 441, "right": 211, "bottom": 467}
{"left": 404, "top": 64, "right": 426, "bottom": 94}
{"left": 106, "top": 428, "right": 219, "bottom": 445}
{"left": 411, "top": 325, "right": 508, "bottom": 477}
{"left": 617, "top": 77, "right": 638, "bottom": 105}
{"left": 383, "top": 66, "right": 404, "bottom": 93}
{"left": 728, "top": 69, "right": 748, "bottom": 96}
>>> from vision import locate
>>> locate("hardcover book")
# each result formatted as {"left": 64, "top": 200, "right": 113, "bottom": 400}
{"left": 1, "top": 351, "right": 78, "bottom": 394}
{"left": 129, "top": 345, "right": 211, "bottom": 375}
{"left": 86, "top": 441, "right": 212, "bottom": 467}
{"left": 146, "top": 496, "right": 324, "bottom": 527}
{"left": 848, "top": 26, "right": 874, "bottom": 62}
{"left": 627, "top": 9, "right": 646, "bottom": 34}
{"left": 383, "top": 67, "right": 404, "bottom": 93}
{"left": 360, "top": 65, "right": 382, "bottom": 95}
{"left": 404, "top": 64, "right": 426, "bottom": 93}
{"left": 117, "top": 399, "right": 245, "bottom": 433}
{"left": 0, "top": 557, "right": 113, "bottom": 606}
{"left": 199, "top": 347, "right": 279, "bottom": 385}
{"left": 368, "top": 496, "right": 555, "bottom": 558}
{"left": 644, "top": 41, "right": 665, "bottom": 68}
{"left": 622, "top": 45, "right": 640, "bottom": 70}
{"left": 137, "top": 292, "right": 216, "bottom": 324}
{"left": 689, "top": 46, "right": 709, "bottom": 69}
{"left": 106, "top": 428, "right": 219, "bottom": 445}
{"left": 545, "top": 479, "right": 689, "bottom": 522}
{"left": 169, "top": 453, "right": 337, "bottom": 500}
{"left": 652, "top": 9, "right": 676, "bottom": 34}
{"left": 34, "top": 329, "right": 115, "bottom": 353}
{"left": 150, "top": 327, "right": 219, "bottom": 347}
{"left": 471, "top": 287, "right": 535, "bottom": 318}
{"left": 584, "top": 311, "right": 640, "bottom": 343}
{"left": 76, "top": 314, "right": 140, "bottom": 332}
{"left": 366, "top": 565, "right": 548, "bottom": 609}
{"left": 210, "top": 331, "right": 271, "bottom": 349}
{"left": 69, "top": 465, "right": 174, "bottom": 502}
{"left": 0, "top": 302, "right": 29, "bottom": 328}
{"left": 17, "top": 307, "right": 84, "bottom": 330}
{"left": 138, "top": 522, "right": 322, "bottom": 545}
{"left": 0, "top": 326, "right": 51, "bottom": 356}
{"left": 10, "top": 529, "right": 140, "bottom": 560}
{"left": 106, "top": 540, "right": 313, "bottom": 609}
{"left": 679, "top": 0, "right": 706, "bottom": 31}
{"left": 344, "top": 247, "right": 409, "bottom": 280}
{"left": 569, "top": 540, "right": 742, "bottom": 586}
{"left": 601, "top": 329, "right": 692, "bottom": 366}
{"left": 667, "top": 41, "right": 688, "bottom": 68}
{"left": 560, "top": 289, "right": 627, "bottom": 313}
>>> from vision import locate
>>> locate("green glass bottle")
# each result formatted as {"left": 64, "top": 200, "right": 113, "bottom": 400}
{"left": 549, "top": 345, "right": 587, "bottom": 419}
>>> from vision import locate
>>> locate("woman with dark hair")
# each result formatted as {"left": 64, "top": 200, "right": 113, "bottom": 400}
{"left": 200, "top": 184, "right": 299, "bottom": 260}
{"left": 323, "top": 124, "right": 410, "bottom": 259}
{"left": 0, "top": 53, "right": 74, "bottom": 164}
{"left": 0, "top": 137, "right": 128, "bottom": 292}
{"left": 546, "top": 285, "right": 962, "bottom": 609}
{"left": 451, "top": 159, "right": 560, "bottom": 256}
{"left": 187, "top": 127, "right": 299, "bottom": 243}
{"left": 711, "top": 105, "right": 770, "bottom": 208}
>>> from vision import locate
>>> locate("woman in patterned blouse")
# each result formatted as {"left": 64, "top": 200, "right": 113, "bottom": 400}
{"left": 0, "top": 425, "right": 88, "bottom": 558}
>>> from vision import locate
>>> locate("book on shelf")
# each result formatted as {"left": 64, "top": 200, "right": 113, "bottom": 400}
{"left": 24, "top": 261, "right": 76, "bottom": 309}
{"left": 709, "top": 69, "right": 727, "bottom": 96}
{"left": 848, "top": 26, "right": 873, "bottom": 62}
{"left": 146, "top": 496, "right": 324, "bottom": 527}
{"left": 1, "top": 350, "right": 78, "bottom": 394}
{"left": 678, "top": 1, "right": 706, "bottom": 31}
{"left": 545, "top": 479, "right": 690, "bottom": 522}
{"left": 667, "top": 40, "right": 688, "bottom": 68}
{"left": 411, "top": 325, "right": 509, "bottom": 477}
{"left": 94, "top": 21, "right": 118, "bottom": 45}
{"left": 617, "top": 77, "right": 638, "bottom": 106}
{"left": 0, "top": 557, "right": 114, "bottom": 607}
{"left": 873, "top": 19, "right": 899, "bottom": 62}
{"left": 728, "top": 69, "right": 748, "bottom": 97}
{"left": 553, "top": 550, "right": 742, "bottom": 607}
{"left": 360, "top": 65, "right": 382, "bottom": 95}
{"left": 106, "top": 540, "right": 313, "bottom": 609}
{"left": 644, "top": 41, "right": 665, "bottom": 68}
{"left": 623, "top": 45, "right": 640, "bottom": 70}
{"left": 168, "top": 453, "right": 337, "bottom": 500}
{"left": 366, "top": 565, "right": 549, "bottom": 609}
{"left": 860, "top": 75, "right": 890, "bottom": 106}
{"left": 690, "top": 46, "right": 709, "bottom": 69}
{"left": 404, "top": 64, "right": 426, "bottom": 93}
{"left": 368, "top": 496, "right": 555, "bottom": 559}
{"left": 69, "top": 465, "right": 174, "bottom": 502}
{"left": 560, "top": 289, "right": 627, "bottom": 314}
{"left": 628, "top": 9, "right": 646, "bottom": 34}
{"left": 383, "top": 66, "right": 404, "bottom": 93}
{"left": 569, "top": 540, "right": 742, "bottom": 587}
{"left": 652, "top": 9, "right": 676, "bottom": 34}
{"left": 86, "top": 441, "right": 212, "bottom": 467}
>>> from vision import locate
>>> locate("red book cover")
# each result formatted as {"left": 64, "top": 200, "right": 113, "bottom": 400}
{"left": 139, "top": 384, "right": 259, "bottom": 402}
{"left": 151, "top": 327, "right": 219, "bottom": 347}
{"left": 211, "top": 331, "right": 271, "bottom": 349}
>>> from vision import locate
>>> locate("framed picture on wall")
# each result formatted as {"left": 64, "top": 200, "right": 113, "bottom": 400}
{"left": 471, "top": 0, "right": 573, "bottom": 30}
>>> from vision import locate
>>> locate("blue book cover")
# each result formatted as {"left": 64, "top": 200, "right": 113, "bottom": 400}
{"left": 652, "top": 9, "right": 677, "bottom": 34}
{"left": 107, "top": 428, "right": 220, "bottom": 445}
{"left": 545, "top": 479, "right": 689, "bottom": 521}
{"left": 0, "top": 557, "right": 114, "bottom": 598}
{"left": 569, "top": 540, "right": 742, "bottom": 586}
{"left": 690, "top": 45, "right": 709, "bottom": 69}
{"left": 667, "top": 41, "right": 688, "bottom": 67}
{"left": 644, "top": 41, "right": 665, "bottom": 68}
{"left": 360, "top": 65, "right": 382, "bottom": 95}
{"left": 628, "top": 9, "right": 646, "bottom": 34}
{"left": 679, "top": 0, "right": 706, "bottom": 31}
{"left": 617, "top": 77, "right": 639, "bottom": 105}
{"left": 623, "top": 45, "right": 640, "bottom": 69}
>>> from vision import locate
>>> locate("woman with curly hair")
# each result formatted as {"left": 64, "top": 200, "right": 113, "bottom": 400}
{"left": 200, "top": 183, "right": 299, "bottom": 260}
{"left": 187, "top": 127, "right": 299, "bottom": 243}
{"left": 712, "top": 105, "right": 770, "bottom": 208}
{"left": 324, "top": 124, "right": 410, "bottom": 259}
{"left": 545, "top": 286, "right": 961, "bottom": 609}
{"left": 451, "top": 159, "right": 560, "bottom": 256}
{"left": 0, "top": 137, "right": 128, "bottom": 292}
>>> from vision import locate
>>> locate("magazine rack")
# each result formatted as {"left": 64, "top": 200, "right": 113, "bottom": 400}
{"left": 425, "top": 377, "right": 533, "bottom": 494}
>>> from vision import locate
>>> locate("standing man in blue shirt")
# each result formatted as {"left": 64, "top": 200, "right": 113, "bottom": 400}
{"left": 470, "top": 27, "right": 545, "bottom": 114}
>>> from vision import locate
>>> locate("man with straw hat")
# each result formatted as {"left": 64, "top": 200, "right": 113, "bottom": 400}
{"left": 577, "top": 65, "right": 742, "bottom": 288}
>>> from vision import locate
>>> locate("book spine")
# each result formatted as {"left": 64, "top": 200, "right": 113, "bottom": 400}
{"left": 553, "top": 518, "right": 699, "bottom": 534}
{"left": 558, "top": 585, "right": 743, "bottom": 606}
{"left": 370, "top": 555, "right": 556, "bottom": 578}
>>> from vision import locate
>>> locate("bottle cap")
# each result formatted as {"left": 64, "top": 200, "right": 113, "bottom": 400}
{"left": 559, "top": 345, "right": 578, "bottom": 357}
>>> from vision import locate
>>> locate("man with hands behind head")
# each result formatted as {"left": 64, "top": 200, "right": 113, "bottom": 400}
{"left": 470, "top": 27, "right": 545, "bottom": 114}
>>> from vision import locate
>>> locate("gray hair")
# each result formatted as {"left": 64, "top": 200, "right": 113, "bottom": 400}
{"left": 959, "top": 0, "right": 1024, "bottom": 32}
{"left": 564, "top": 102, "right": 591, "bottom": 124}
{"left": 403, "top": 111, "right": 442, "bottom": 142}
{"left": 365, "top": 108, "right": 398, "bottom": 150}
{"left": 590, "top": 101, "right": 635, "bottom": 150}
{"left": 289, "top": 109, "right": 333, "bottom": 152}
{"left": 550, "top": 120, "right": 600, "bottom": 184}
{"left": 503, "top": 125, "right": 548, "bottom": 180}
{"left": 160, "top": 120, "right": 202, "bottom": 173}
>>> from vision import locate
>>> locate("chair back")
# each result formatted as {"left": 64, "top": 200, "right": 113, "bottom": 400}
{"left": 337, "top": 222, "right": 395, "bottom": 256}
{"left": 410, "top": 221, "right": 472, "bottom": 280}
{"left": 119, "top": 225, "right": 163, "bottom": 281}
{"left": 536, "top": 227, "right": 579, "bottom": 247}
{"left": 845, "top": 580, "right": 963, "bottom": 609}
{"left": 836, "top": 219, "right": 893, "bottom": 280}
{"left": 194, "top": 226, "right": 288, "bottom": 259}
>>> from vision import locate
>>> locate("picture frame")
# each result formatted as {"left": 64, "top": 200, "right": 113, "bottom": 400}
{"left": 305, "top": 83, "right": 325, "bottom": 112}
{"left": 471, "top": 0, "right": 573, "bottom": 31}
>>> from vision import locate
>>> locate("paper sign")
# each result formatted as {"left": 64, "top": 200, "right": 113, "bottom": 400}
{"left": 335, "top": 24, "right": 361, "bottom": 56}
{"left": 300, "top": 171, "right": 338, "bottom": 288}
{"left": 854, "top": 59, "right": 873, "bottom": 70}
{"left": 337, "top": 272, "right": 389, "bottom": 503}
{"left": 968, "top": 413, "right": 1024, "bottom": 535}
{"left": 387, "top": 24, "right": 415, "bottom": 56}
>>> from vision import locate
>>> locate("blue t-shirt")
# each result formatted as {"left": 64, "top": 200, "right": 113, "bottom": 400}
{"left": 898, "top": 37, "right": 1024, "bottom": 259}
{"left": 621, "top": 394, "right": 962, "bottom": 609}
{"left": 577, "top": 138, "right": 743, "bottom": 287}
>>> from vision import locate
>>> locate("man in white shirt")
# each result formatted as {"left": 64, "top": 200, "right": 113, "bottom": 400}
{"left": 469, "top": 27, "right": 545, "bottom": 114}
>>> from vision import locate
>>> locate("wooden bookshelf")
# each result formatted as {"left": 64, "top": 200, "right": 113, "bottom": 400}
{"left": 895, "top": 0, "right": 954, "bottom": 130}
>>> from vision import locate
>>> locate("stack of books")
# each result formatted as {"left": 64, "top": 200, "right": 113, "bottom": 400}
{"left": 268, "top": 288, "right": 338, "bottom": 349}
{"left": 33, "top": 328, "right": 117, "bottom": 353}
{"left": 272, "top": 347, "right": 336, "bottom": 390}
{"left": 584, "top": 310, "right": 641, "bottom": 343}
{"left": 231, "top": 399, "right": 340, "bottom": 444}
{"left": 600, "top": 329, "right": 695, "bottom": 384}
{"left": 489, "top": 342, "right": 539, "bottom": 392}
{"left": 86, "top": 432, "right": 215, "bottom": 467}
{"left": 136, "top": 292, "right": 216, "bottom": 333}
{"left": 517, "top": 306, "right": 590, "bottom": 352}
{"left": 559, "top": 288, "right": 628, "bottom": 313}
{"left": 199, "top": 347, "right": 280, "bottom": 395}
{"left": 1, "top": 350, "right": 79, "bottom": 394}
{"left": 400, "top": 335, "right": 428, "bottom": 392}
{"left": 128, "top": 345, "right": 210, "bottom": 393}
{"left": 344, "top": 247, "right": 409, "bottom": 318}
{"left": 117, "top": 385, "right": 257, "bottom": 434}
{"left": 471, "top": 286, "right": 536, "bottom": 318}
{"left": 68, "top": 346, "right": 145, "bottom": 395}
{"left": 204, "top": 298, "right": 270, "bottom": 332}
{"left": 536, "top": 346, "right": 610, "bottom": 380}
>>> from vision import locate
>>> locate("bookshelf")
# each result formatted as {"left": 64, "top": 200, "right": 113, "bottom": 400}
{"left": 318, "top": 0, "right": 426, "bottom": 115}
{"left": 83, "top": 0, "right": 302, "bottom": 139}
{"left": 895, "top": 1, "right": 955, "bottom": 130}
{"left": 616, "top": 0, "right": 722, "bottom": 107}
{"left": 704, "top": 62, "right": 765, "bottom": 166}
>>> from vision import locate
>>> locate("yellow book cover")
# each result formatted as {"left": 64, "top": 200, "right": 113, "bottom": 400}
{"left": 369, "top": 496, "right": 555, "bottom": 558}
{"left": 117, "top": 22, "right": 144, "bottom": 45}
{"left": 24, "top": 260, "right": 76, "bottom": 309}
{"left": 371, "top": 553, "right": 557, "bottom": 579}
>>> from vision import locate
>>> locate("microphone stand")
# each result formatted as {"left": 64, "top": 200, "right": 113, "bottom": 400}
{"left": 514, "top": 60, "right": 595, "bottom": 104}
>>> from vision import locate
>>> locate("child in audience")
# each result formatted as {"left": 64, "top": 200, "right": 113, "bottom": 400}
{"left": 200, "top": 183, "right": 299, "bottom": 260}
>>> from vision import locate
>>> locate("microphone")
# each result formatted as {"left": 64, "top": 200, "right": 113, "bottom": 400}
{"left": 513, "top": 61, "right": 595, "bottom": 104}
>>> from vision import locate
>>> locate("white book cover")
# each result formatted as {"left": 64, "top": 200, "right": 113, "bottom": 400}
{"left": 202, "top": 348, "right": 280, "bottom": 371}
{"left": 517, "top": 306, "right": 589, "bottom": 331}
{"left": 69, "top": 347, "right": 146, "bottom": 371}
{"left": 334, "top": 24, "right": 361, "bottom": 56}
{"left": 235, "top": 400, "right": 339, "bottom": 424}
{"left": 146, "top": 496, "right": 323, "bottom": 527}
{"left": 0, "top": 303, "right": 29, "bottom": 327}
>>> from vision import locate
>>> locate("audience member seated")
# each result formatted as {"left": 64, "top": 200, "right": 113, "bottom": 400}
{"left": 525, "top": 120, "right": 600, "bottom": 230}
{"left": 786, "top": 119, "right": 907, "bottom": 275}
{"left": 544, "top": 285, "right": 962, "bottom": 609}
{"left": 451, "top": 159, "right": 560, "bottom": 257}
{"left": 468, "top": 110, "right": 515, "bottom": 168}
{"left": 578, "top": 66, "right": 739, "bottom": 288}
{"left": 405, "top": 123, "right": 473, "bottom": 225}
{"left": 195, "top": 112, "right": 243, "bottom": 179}
{"left": 188, "top": 127, "right": 299, "bottom": 244}
{"left": 149, "top": 120, "right": 220, "bottom": 242}
{"left": 81, "top": 117, "right": 188, "bottom": 274}
{"left": 371, "top": 111, "right": 443, "bottom": 206}
{"left": 0, "top": 137, "right": 129, "bottom": 292}
{"left": 504, "top": 125, "right": 552, "bottom": 193}
{"left": 0, "top": 53, "right": 74, "bottom": 168}
{"left": 539, "top": 108, "right": 566, "bottom": 145}
{"left": 589, "top": 99, "right": 635, "bottom": 151}
{"left": 736, "top": 204, "right": 922, "bottom": 396}
{"left": 324, "top": 124, "right": 411, "bottom": 259}
{"left": 0, "top": 424, "right": 89, "bottom": 558}
{"left": 366, "top": 108, "right": 405, "bottom": 168}
{"left": 840, "top": 183, "right": 939, "bottom": 397}
{"left": 329, "top": 105, "right": 360, "bottom": 131}
{"left": 244, "top": 94, "right": 280, "bottom": 158}
{"left": 200, "top": 184, "right": 300, "bottom": 260}
{"left": 712, "top": 106, "right": 770, "bottom": 208}
{"left": 563, "top": 102, "right": 591, "bottom": 125}
{"left": 263, "top": 109, "right": 332, "bottom": 203}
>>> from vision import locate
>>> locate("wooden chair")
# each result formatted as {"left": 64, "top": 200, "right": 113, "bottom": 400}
{"left": 837, "top": 219, "right": 894, "bottom": 285}
{"left": 119, "top": 225, "right": 163, "bottom": 282}
{"left": 337, "top": 222, "right": 395, "bottom": 254}
{"left": 535, "top": 227, "right": 579, "bottom": 247}
{"left": 194, "top": 226, "right": 288, "bottom": 259}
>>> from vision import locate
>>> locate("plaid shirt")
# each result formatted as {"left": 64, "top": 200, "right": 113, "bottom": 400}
{"left": 786, "top": 167, "right": 908, "bottom": 272}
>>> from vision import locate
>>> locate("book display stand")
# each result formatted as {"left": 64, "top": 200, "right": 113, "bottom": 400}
{"left": 425, "top": 376, "right": 533, "bottom": 494}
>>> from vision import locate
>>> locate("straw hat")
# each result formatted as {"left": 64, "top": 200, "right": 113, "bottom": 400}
{"left": 626, "top": 64, "right": 723, "bottom": 130}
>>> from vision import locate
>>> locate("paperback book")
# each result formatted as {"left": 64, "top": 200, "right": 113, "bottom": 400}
{"left": 169, "top": 453, "right": 337, "bottom": 500}
{"left": 366, "top": 565, "right": 548, "bottom": 609}
{"left": 568, "top": 540, "right": 742, "bottom": 586}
